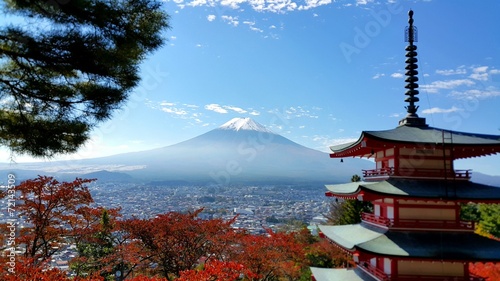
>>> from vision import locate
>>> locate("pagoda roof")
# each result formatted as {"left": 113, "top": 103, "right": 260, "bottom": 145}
{"left": 325, "top": 178, "right": 500, "bottom": 202}
{"left": 330, "top": 125, "right": 500, "bottom": 159}
{"left": 319, "top": 223, "right": 500, "bottom": 261}
{"left": 310, "top": 267, "right": 376, "bottom": 281}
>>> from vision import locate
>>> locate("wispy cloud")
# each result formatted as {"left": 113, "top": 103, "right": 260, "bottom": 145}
{"left": 435, "top": 66, "right": 466, "bottom": 76}
{"left": 420, "top": 79, "right": 475, "bottom": 94}
{"left": 281, "top": 106, "right": 321, "bottom": 119}
{"left": 180, "top": 0, "right": 335, "bottom": 13}
{"left": 449, "top": 88, "right": 500, "bottom": 100}
{"left": 161, "top": 107, "right": 188, "bottom": 115}
{"left": 298, "top": 0, "right": 332, "bottom": 11}
{"left": 204, "top": 103, "right": 258, "bottom": 114}
{"left": 422, "top": 106, "right": 461, "bottom": 114}
{"left": 469, "top": 66, "right": 489, "bottom": 81}
{"left": 224, "top": 105, "right": 247, "bottom": 113}
{"left": 221, "top": 15, "right": 239, "bottom": 26}
{"left": 205, "top": 103, "right": 228, "bottom": 113}
{"left": 220, "top": 0, "right": 247, "bottom": 9}
{"left": 390, "top": 73, "right": 403, "bottom": 78}
{"left": 147, "top": 100, "right": 203, "bottom": 122}
{"left": 372, "top": 73, "right": 385, "bottom": 79}
{"left": 243, "top": 21, "right": 263, "bottom": 32}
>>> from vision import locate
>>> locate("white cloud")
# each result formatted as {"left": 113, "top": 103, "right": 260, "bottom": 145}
{"left": 221, "top": 15, "right": 239, "bottom": 26}
{"left": 470, "top": 72, "right": 488, "bottom": 81}
{"left": 211, "top": 0, "right": 297, "bottom": 13}
{"left": 161, "top": 107, "right": 188, "bottom": 115}
{"left": 204, "top": 104, "right": 255, "bottom": 114}
{"left": 205, "top": 103, "right": 228, "bottom": 113}
{"left": 390, "top": 73, "right": 403, "bottom": 78}
{"left": 244, "top": 21, "right": 263, "bottom": 32}
{"left": 225, "top": 106, "right": 247, "bottom": 113}
{"left": 435, "top": 67, "right": 466, "bottom": 76}
{"left": 207, "top": 14, "right": 216, "bottom": 21}
{"left": 355, "top": 0, "right": 374, "bottom": 5}
{"left": 298, "top": 0, "right": 331, "bottom": 10}
{"left": 372, "top": 73, "right": 385, "bottom": 79}
{"left": 420, "top": 79, "right": 475, "bottom": 93}
{"left": 450, "top": 88, "right": 500, "bottom": 100}
{"left": 221, "top": 0, "right": 247, "bottom": 9}
{"left": 469, "top": 66, "right": 489, "bottom": 81}
{"left": 422, "top": 106, "right": 461, "bottom": 114}
{"left": 158, "top": 101, "right": 191, "bottom": 116}
{"left": 188, "top": 0, "right": 208, "bottom": 7}
{"left": 249, "top": 110, "right": 260, "bottom": 116}
{"left": 277, "top": 105, "right": 321, "bottom": 119}
{"left": 472, "top": 66, "right": 489, "bottom": 73}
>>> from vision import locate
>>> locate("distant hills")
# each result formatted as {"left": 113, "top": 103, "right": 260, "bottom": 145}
{"left": 1, "top": 117, "right": 499, "bottom": 186}
{"left": 0, "top": 118, "right": 372, "bottom": 185}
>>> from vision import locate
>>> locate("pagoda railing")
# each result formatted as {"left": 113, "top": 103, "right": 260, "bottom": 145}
{"left": 362, "top": 167, "right": 472, "bottom": 180}
{"left": 362, "top": 213, "right": 391, "bottom": 227}
{"left": 396, "top": 275, "right": 484, "bottom": 281}
{"left": 362, "top": 213, "right": 475, "bottom": 231}
{"left": 395, "top": 218, "right": 475, "bottom": 230}
{"left": 359, "top": 261, "right": 390, "bottom": 281}
{"left": 362, "top": 167, "right": 394, "bottom": 178}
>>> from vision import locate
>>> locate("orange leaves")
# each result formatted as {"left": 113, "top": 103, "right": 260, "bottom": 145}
{"left": 229, "top": 229, "right": 307, "bottom": 281}
{"left": 177, "top": 260, "right": 254, "bottom": 281}
{"left": 470, "top": 262, "right": 500, "bottom": 281}
{"left": 16, "top": 176, "right": 95, "bottom": 261}
{"left": 2, "top": 175, "right": 341, "bottom": 281}
{"left": 0, "top": 257, "right": 70, "bottom": 281}
{"left": 120, "top": 209, "right": 240, "bottom": 278}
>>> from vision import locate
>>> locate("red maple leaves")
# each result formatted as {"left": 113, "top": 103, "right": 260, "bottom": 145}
{"left": 0, "top": 176, "right": 350, "bottom": 281}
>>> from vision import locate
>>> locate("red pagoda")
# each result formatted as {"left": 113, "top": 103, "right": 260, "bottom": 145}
{"left": 311, "top": 10, "right": 500, "bottom": 281}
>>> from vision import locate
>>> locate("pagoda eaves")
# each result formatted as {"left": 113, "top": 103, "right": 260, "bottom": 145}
{"left": 325, "top": 179, "right": 500, "bottom": 203}
{"left": 330, "top": 125, "right": 500, "bottom": 160}
{"left": 319, "top": 223, "right": 500, "bottom": 262}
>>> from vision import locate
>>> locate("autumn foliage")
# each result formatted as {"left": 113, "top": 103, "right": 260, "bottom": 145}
{"left": 470, "top": 262, "right": 500, "bottom": 281}
{"left": 0, "top": 176, "right": 350, "bottom": 281}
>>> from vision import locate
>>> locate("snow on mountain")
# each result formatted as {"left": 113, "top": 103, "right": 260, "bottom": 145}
{"left": 219, "top": 117, "right": 273, "bottom": 133}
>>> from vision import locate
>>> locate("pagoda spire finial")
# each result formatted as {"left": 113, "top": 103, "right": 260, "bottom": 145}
{"left": 399, "top": 9, "right": 427, "bottom": 127}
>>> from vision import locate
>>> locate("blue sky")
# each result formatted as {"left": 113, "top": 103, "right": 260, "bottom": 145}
{"left": 2, "top": 0, "right": 500, "bottom": 175}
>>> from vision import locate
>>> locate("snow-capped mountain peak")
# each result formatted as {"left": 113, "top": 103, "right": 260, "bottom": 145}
{"left": 219, "top": 117, "right": 273, "bottom": 133}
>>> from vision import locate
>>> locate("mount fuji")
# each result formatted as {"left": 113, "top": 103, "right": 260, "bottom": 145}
{"left": 0, "top": 118, "right": 373, "bottom": 185}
